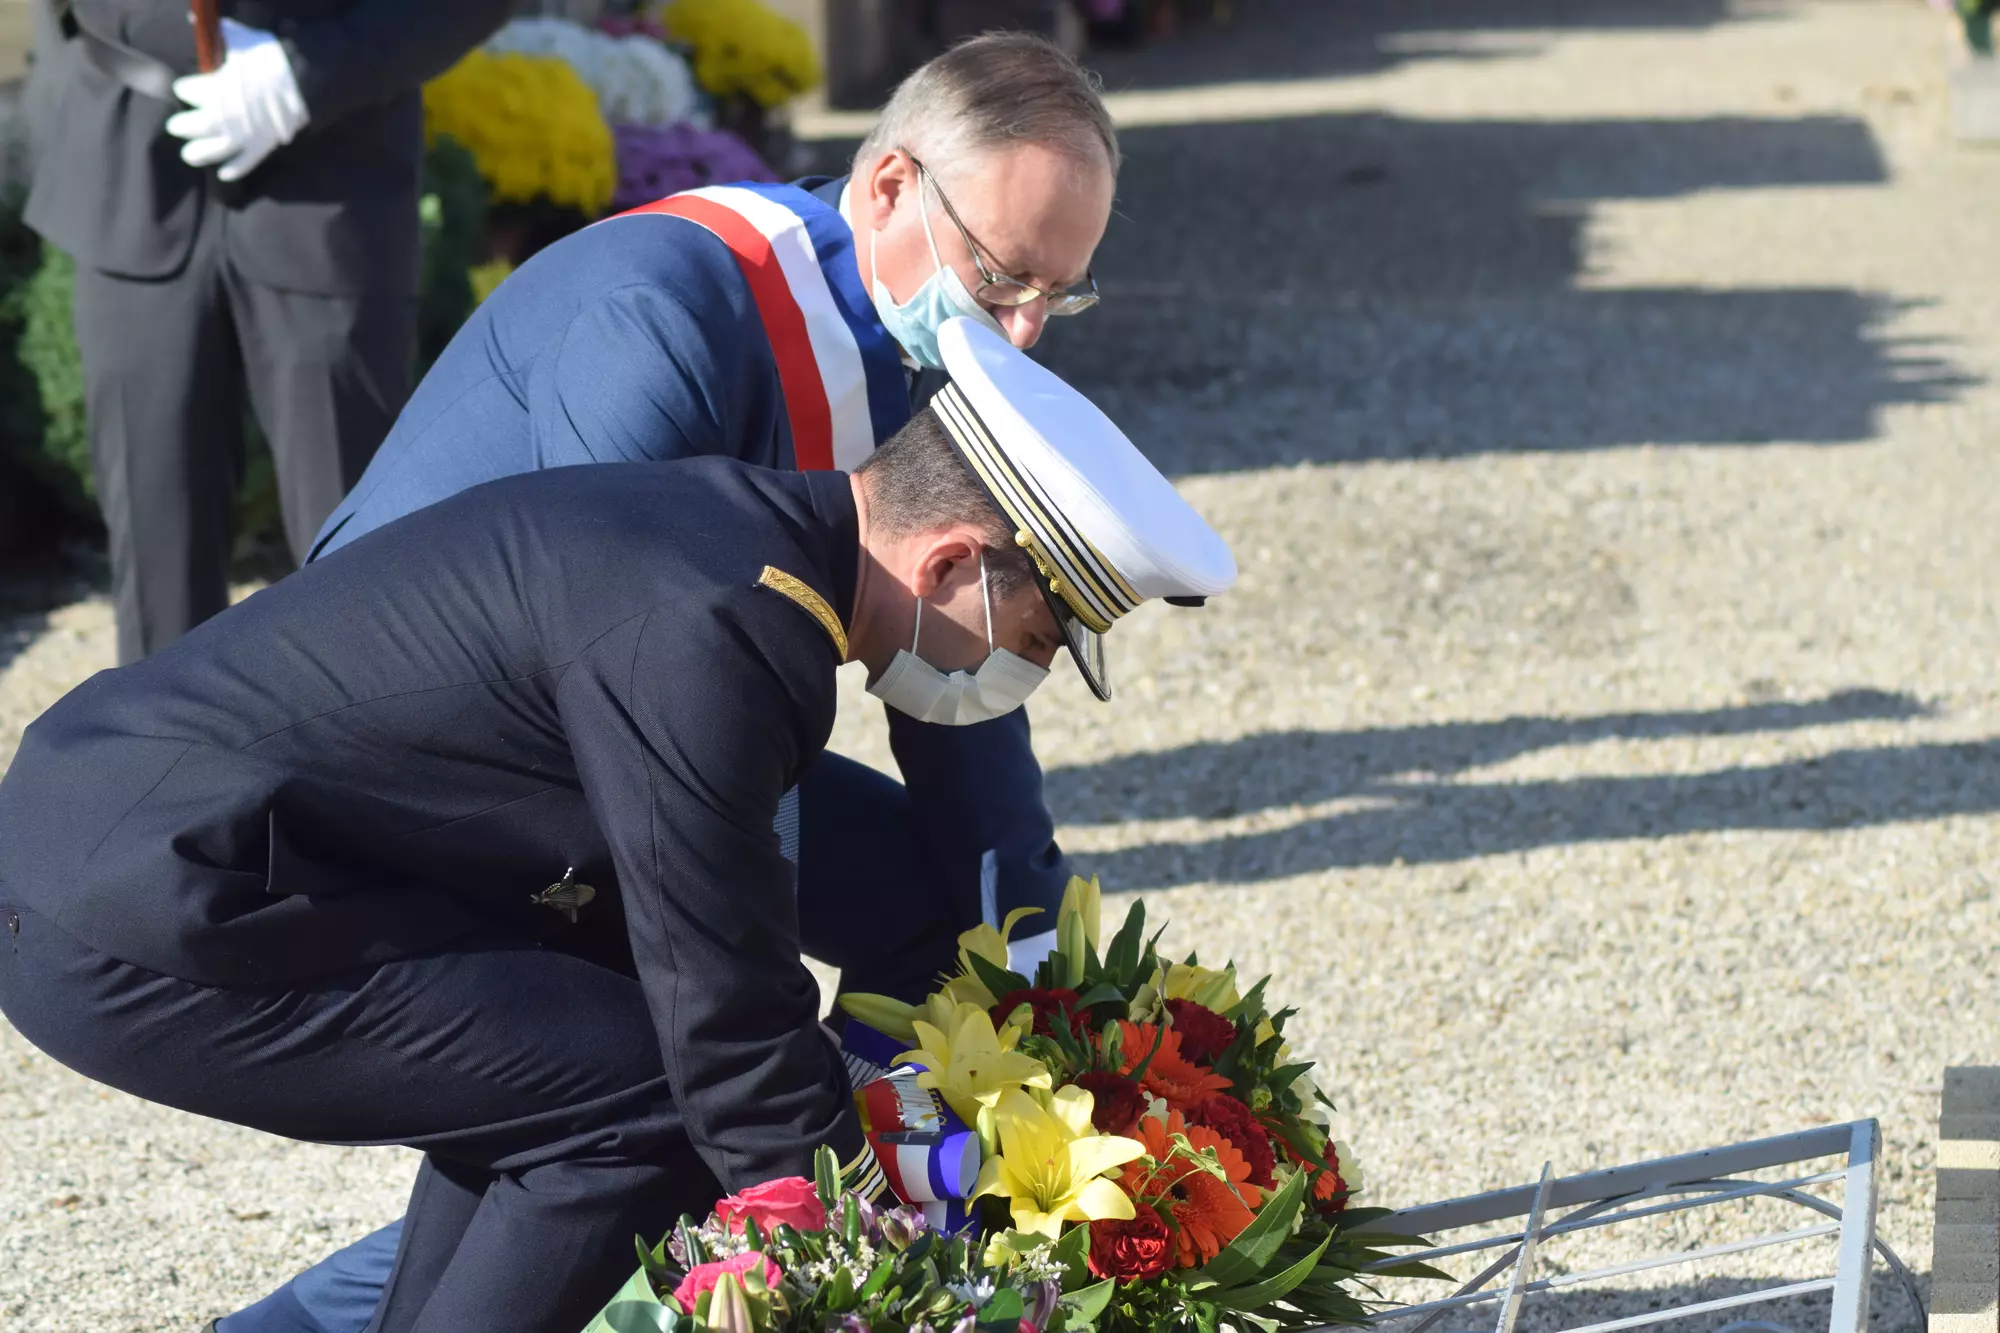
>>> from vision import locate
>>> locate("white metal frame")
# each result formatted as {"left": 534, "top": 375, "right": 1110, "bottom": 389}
{"left": 1352, "top": 1121, "right": 1921, "bottom": 1333}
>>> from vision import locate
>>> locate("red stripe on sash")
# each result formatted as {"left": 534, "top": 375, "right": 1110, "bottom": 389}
{"left": 619, "top": 195, "right": 835, "bottom": 471}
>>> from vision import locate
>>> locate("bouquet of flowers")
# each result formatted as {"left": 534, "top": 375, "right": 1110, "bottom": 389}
{"left": 589, "top": 882, "right": 1435, "bottom": 1333}
{"left": 422, "top": 50, "right": 616, "bottom": 217}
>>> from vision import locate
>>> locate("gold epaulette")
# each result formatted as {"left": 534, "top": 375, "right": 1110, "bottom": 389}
{"left": 757, "top": 566, "right": 848, "bottom": 661}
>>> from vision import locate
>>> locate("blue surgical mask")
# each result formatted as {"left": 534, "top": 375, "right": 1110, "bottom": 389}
{"left": 868, "top": 178, "right": 1007, "bottom": 370}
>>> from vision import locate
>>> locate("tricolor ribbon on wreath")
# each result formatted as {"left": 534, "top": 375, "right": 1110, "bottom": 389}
{"left": 841, "top": 1021, "right": 979, "bottom": 1233}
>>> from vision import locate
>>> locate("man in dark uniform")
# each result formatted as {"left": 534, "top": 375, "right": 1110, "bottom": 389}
{"left": 0, "top": 320, "right": 1237, "bottom": 1333}
{"left": 21, "top": 0, "right": 511, "bottom": 664}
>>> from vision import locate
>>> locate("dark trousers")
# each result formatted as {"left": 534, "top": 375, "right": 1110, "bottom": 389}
{"left": 73, "top": 213, "right": 412, "bottom": 664}
{"left": 0, "top": 903, "right": 710, "bottom": 1333}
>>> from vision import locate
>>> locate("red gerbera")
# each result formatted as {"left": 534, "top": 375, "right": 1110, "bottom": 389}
{"left": 1073, "top": 1071, "right": 1147, "bottom": 1135}
{"left": 991, "top": 987, "right": 1083, "bottom": 1039}
{"left": 1115, "top": 1021, "right": 1232, "bottom": 1110}
{"left": 1185, "top": 1095, "right": 1277, "bottom": 1188}
{"left": 1164, "top": 998, "right": 1237, "bottom": 1065}
{"left": 1119, "top": 1111, "right": 1265, "bottom": 1267}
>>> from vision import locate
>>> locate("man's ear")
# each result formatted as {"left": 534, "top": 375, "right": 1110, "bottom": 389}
{"left": 860, "top": 151, "right": 913, "bottom": 228}
{"left": 909, "top": 529, "right": 984, "bottom": 599}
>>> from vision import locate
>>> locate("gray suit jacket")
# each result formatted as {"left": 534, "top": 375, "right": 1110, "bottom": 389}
{"left": 23, "top": 0, "right": 512, "bottom": 294}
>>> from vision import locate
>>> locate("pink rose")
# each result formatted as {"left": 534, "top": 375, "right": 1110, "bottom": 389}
{"left": 714, "top": 1176, "right": 826, "bottom": 1236}
{"left": 673, "top": 1251, "right": 782, "bottom": 1312}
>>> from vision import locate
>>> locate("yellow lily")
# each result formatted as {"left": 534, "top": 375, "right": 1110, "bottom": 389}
{"left": 901, "top": 1001, "right": 1052, "bottom": 1125}
{"left": 1057, "top": 875, "right": 1102, "bottom": 951}
{"left": 940, "top": 906, "right": 1043, "bottom": 1009}
{"left": 837, "top": 991, "right": 919, "bottom": 1044}
{"left": 1161, "top": 960, "right": 1242, "bottom": 1011}
{"left": 973, "top": 1085, "right": 1145, "bottom": 1239}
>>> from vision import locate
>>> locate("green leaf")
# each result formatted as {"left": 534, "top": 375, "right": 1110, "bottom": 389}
{"left": 858, "top": 1260, "right": 896, "bottom": 1302}
{"left": 815, "top": 1144, "right": 842, "bottom": 1215}
{"left": 1125, "top": 1022, "right": 1170, "bottom": 1085}
{"left": 1224, "top": 977, "right": 1270, "bottom": 1023}
{"left": 1208, "top": 1234, "right": 1332, "bottom": 1311}
{"left": 843, "top": 1196, "right": 862, "bottom": 1248}
{"left": 1330, "top": 1207, "right": 1396, "bottom": 1230}
{"left": 678, "top": 1217, "right": 710, "bottom": 1267}
{"left": 1104, "top": 900, "right": 1147, "bottom": 979}
{"left": 1053, "top": 1221, "right": 1092, "bottom": 1287}
{"left": 1060, "top": 1278, "right": 1115, "bottom": 1323}
{"left": 980, "top": 1289, "right": 1025, "bottom": 1325}
{"left": 1197, "top": 1168, "right": 1310, "bottom": 1288}
{"left": 967, "top": 950, "right": 1033, "bottom": 1006}
{"left": 1363, "top": 1259, "right": 1454, "bottom": 1282}
{"left": 1266, "top": 1062, "right": 1315, "bottom": 1092}
{"left": 823, "top": 1266, "right": 858, "bottom": 1312}
{"left": 1075, "top": 982, "right": 1127, "bottom": 1012}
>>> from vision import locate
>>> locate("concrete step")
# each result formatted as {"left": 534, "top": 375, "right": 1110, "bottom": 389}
{"left": 1935, "top": 1068, "right": 2000, "bottom": 1333}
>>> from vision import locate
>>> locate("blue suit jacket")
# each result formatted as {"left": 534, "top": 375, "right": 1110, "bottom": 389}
{"left": 311, "top": 177, "right": 1072, "bottom": 934}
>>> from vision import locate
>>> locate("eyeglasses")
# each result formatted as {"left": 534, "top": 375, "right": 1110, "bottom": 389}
{"left": 901, "top": 148, "right": 1100, "bottom": 316}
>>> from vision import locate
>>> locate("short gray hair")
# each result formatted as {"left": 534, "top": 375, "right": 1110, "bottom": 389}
{"left": 853, "top": 33, "right": 1120, "bottom": 187}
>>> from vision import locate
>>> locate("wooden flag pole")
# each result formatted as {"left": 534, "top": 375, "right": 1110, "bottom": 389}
{"left": 190, "top": 0, "right": 222, "bottom": 73}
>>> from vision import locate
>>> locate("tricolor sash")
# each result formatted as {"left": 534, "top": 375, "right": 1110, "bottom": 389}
{"left": 611, "top": 183, "right": 910, "bottom": 473}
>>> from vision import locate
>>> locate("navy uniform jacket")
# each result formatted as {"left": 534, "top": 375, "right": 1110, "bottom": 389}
{"left": 310, "top": 175, "right": 1070, "bottom": 934}
{"left": 0, "top": 459, "right": 864, "bottom": 1190}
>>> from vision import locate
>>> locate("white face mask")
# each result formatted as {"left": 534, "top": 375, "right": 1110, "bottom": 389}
{"left": 867, "top": 554, "right": 1049, "bottom": 726}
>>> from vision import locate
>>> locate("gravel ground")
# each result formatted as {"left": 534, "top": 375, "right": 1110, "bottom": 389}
{"left": 6, "top": 1, "right": 2000, "bottom": 1328}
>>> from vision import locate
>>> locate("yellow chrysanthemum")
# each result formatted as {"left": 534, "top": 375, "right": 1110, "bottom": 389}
{"left": 659, "top": 0, "right": 820, "bottom": 107}
{"left": 973, "top": 1085, "right": 1145, "bottom": 1239}
{"left": 423, "top": 51, "right": 613, "bottom": 215}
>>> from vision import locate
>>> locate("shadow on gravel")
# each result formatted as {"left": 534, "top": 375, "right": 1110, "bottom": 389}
{"left": 1049, "top": 689, "right": 1929, "bottom": 825}
{"left": 1029, "top": 107, "right": 1973, "bottom": 472}
{"left": 1085, "top": 0, "right": 1750, "bottom": 93}
{"left": 1045, "top": 690, "right": 2000, "bottom": 888}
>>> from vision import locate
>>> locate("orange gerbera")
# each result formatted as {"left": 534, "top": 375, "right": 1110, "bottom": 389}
{"left": 1115, "top": 1021, "right": 1232, "bottom": 1109}
{"left": 1118, "top": 1111, "right": 1265, "bottom": 1267}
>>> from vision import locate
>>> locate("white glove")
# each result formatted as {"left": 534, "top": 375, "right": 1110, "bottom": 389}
{"left": 166, "top": 19, "right": 309, "bottom": 183}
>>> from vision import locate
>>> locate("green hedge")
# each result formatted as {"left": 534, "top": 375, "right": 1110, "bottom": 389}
{"left": 0, "top": 135, "right": 492, "bottom": 559}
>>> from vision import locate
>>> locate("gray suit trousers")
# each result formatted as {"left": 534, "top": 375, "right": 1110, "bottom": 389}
{"left": 71, "top": 204, "right": 412, "bottom": 663}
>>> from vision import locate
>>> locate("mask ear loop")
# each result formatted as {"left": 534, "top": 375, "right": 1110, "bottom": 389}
{"left": 979, "top": 550, "right": 994, "bottom": 653}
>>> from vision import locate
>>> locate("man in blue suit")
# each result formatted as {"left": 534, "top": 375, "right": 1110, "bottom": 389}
{"left": 208, "top": 32, "right": 1124, "bottom": 1333}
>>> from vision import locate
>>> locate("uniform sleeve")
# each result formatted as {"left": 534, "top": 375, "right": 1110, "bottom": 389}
{"left": 280, "top": 0, "right": 516, "bottom": 126}
{"left": 528, "top": 284, "right": 738, "bottom": 467}
{"left": 561, "top": 594, "right": 861, "bottom": 1191}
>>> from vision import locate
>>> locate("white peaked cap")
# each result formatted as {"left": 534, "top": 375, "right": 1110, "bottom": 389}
{"left": 929, "top": 317, "right": 1236, "bottom": 700}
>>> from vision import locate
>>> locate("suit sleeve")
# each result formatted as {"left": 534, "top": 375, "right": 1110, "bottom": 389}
{"left": 562, "top": 594, "right": 862, "bottom": 1191}
{"left": 68, "top": 0, "right": 195, "bottom": 70}
{"left": 278, "top": 0, "right": 514, "bottom": 126}
{"left": 528, "top": 284, "right": 740, "bottom": 467}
